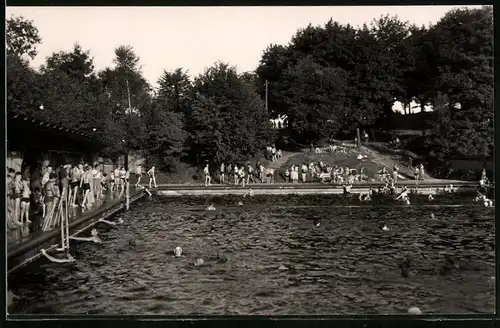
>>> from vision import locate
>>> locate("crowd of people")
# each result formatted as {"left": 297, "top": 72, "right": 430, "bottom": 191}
{"left": 6, "top": 162, "right": 159, "bottom": 238}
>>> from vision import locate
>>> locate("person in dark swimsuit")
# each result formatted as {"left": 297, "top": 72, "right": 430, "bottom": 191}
{"left": 11, "top": 172, "right": 24, "bottom": 227}
{"left": 44, "top": 173, "right": 60, "bottom": 220}
{"left": 20, "top": 177, "right": 32, "bottom": 224}
{"left": 80, "top": 165, "right": 92, "bottom": 208}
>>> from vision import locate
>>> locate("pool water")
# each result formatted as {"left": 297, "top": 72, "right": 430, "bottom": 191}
{"left": 8, "top": 194, "right": 495, "bottom": 315}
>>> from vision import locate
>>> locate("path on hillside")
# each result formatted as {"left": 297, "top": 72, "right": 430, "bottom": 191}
{"left": 361, "top": 145, "right": 433, "bottom": 180}
{"left": 267, "top": 151, "right": 297, "bottom": 170}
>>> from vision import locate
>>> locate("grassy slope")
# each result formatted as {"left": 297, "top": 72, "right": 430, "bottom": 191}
{"left": 276, "top": 142, "right": 430, "bottom": 182}
{"left": 141, "top": 142, "right": 432, "bottom": 185}
{"left": 151, "top": 152, "right": 273, "bottom": 184}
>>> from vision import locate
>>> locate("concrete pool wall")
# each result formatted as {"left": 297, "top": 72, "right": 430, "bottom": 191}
{"left": 155, "top": 180, "right": 478, "bottom": 196}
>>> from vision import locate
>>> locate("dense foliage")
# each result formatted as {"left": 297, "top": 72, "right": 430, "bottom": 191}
{"left": 6, "top": 17, "right": 273, "bottom": 172}
{"left": 7, "top": 6, "right": 493, "bottom": 175}
{"left": 256, "top": 6, "right": 493, "bottom": 166}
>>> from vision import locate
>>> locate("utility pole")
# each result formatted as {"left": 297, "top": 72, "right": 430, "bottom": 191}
{"left": 265, "top": 79, "right": 269, "bottom": 112}
{"left": 125, "top": 79, "right": 132, "bottom": 172}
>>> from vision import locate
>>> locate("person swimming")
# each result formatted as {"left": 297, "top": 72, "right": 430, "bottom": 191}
{"left": 206, "top": 204, "right": 216, "bottom": 211}
{"left": 99, "top": 217, "right": 124, "bottom": 225}
{"left": 396, "top": 186, "right": 409, "bottom": 201}
{"left": 174, "top": 246, "right": 183, "bottom": 257}
{"left": 69, "top": 228, "right": 102, "bottom": 243}
{"left": 428, "top": 194, "right": 434, "bottom": 201}
{"left": 358, "top": 192, "right": 371, "bottom": 201}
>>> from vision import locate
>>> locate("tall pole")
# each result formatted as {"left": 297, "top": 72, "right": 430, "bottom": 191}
{"left": 125, "top": 80, "right": 132, "bottom": 171}
{"left": 265, "top": 79, "right": 269, "bottom": 113}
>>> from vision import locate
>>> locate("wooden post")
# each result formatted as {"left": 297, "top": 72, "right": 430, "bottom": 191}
{"left": 356, "top": 128, "right": 361, "bottom": 148}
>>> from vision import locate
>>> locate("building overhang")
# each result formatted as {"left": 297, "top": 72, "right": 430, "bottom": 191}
{"left": 7, "top": 110, "right": 111, "bottom": 151}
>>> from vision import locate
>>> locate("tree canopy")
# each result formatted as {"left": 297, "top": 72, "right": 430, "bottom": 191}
{"left": 7, "top": 6, "right": 493, "bottom": 175}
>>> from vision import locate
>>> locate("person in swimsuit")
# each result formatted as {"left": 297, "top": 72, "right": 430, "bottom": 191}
{"left": 301, "top": 163, "right": 308, "bottom": 183}
{"left": 109, "top": 170, "right": 115, "bottom": 192}
{"left": 41, "top": 166, "right": 53, "bottom": 217}
{"left": 233, "top": 164, "right": 239, "bottom": 185}
{"left": 101, "top": 172, "right": 108, "bottom": 191}
{"left": 94, "top": 165, "right": 103, "bottom": 199}
{"left": 11, "top": 173, "right": 24, "bottom": 227}
{"left": 204, "top": 164, "right": 212, "bottom": 187}
{"left": 119, "top": 167, "right": 126, "bottom": 193}
{"left": 80, "top": 165, "right": 92, "bottom": 208}
{"left": 92, "top": 164, "right": 99, "bottom": 198}
{"left": 418, "top": 164, "right": 425, "bottom": 180}
{"left": 220, "top": 163, "right": 225, "bottom": 184}
{"left": 392, "top": 165, "right": 399, "bottom": 185}
{"left": 135, "top": 164, "right": 142, "bottom": 187}
{"left": 147, "top": 166, "right": 157, "bottom": 188}
{"left": 20, "top": 177, "right": 32, "bottom": 225}
{"left": 284, "top": 168, "right": 290, "bottom": 183}
{"left": 246, "top": 164, "right": 255, "bottom": 184}
{"left": 59, "top": 164, "right": 70, "bottom": 203}
{"left": 44, "top": 173, "right": 60, "bottom": 223}
{"left": 114, "top": 167, "right": 121, "bottom": 191}
{"left": 239, "top": 166, "right": 246, "bottom": 187}
{"left": 71, "top": 164, "right": 83, "bottom": 207}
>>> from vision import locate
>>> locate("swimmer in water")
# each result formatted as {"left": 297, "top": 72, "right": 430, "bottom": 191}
{"left": 206, "top": 204, "right": 216, "bottom": 211}
{"left": 396, "top": 186, "right": 409, "bottom": 201}
{"left": 358, "top": 192, "right": 372, "bottom": 201}
{"left": 313, "top": 218, "right": 320, "bottom": 227}
{"left": 99, "top": 217, "right": 123, "bottom": 225}
{"left": 69, "top": 228, "right": 102, "bottom": 243}
{"left": 428, "top": 194, "right": 434, "bottom": 201}
{"left": 174, "top": 246, "right": 182, "bottom": 257}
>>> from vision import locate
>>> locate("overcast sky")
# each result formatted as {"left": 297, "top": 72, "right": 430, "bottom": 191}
{"left": 7, "top": 6, "right": 482, "bottom": 88}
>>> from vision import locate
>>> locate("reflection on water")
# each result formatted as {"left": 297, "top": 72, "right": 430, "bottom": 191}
{"left": 8, "top": 194, "right": 495, "bottom": 315}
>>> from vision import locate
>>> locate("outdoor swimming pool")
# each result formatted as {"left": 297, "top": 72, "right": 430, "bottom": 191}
{"left": 8, "top": 194, "right": 495, "bottom": 315}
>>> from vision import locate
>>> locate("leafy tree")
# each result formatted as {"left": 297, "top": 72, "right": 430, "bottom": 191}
{"left": 7, "top": 56, "right": 42, "bottom": 114}
{"left": 44, "top": 43, "right": 95, "bottom": 81}
{"left": 36, "top": 45, "right": 101, "bottom": 131}
{"left": 255, "top": 44, "right": 292, "bottom": 118}
{"left": 279, "top": 56, "right": 347, "bottom": 142}
{"left": 156, "top": 68, "right": 192, "bottom": 115}
{"left": 6, "top": 15, "right": 41, "bottom": 61}
{"left": 187, "top": 62, "right": 273, "bottom": 165}
{"left": 6, "top": 15, "right": 43, "bottom": 115}
{"left": 425, "top": 6, "right": 493, "bottom": 159}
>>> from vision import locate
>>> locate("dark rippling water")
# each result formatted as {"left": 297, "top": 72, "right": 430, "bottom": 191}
{"left": 8, "top": 194, "right": 495, "bottom": 315}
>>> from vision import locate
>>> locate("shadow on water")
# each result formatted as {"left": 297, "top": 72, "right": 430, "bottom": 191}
{"left": 8, "top": 194, "right": 495, "bottom": 315}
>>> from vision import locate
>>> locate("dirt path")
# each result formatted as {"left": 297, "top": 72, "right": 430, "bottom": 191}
{"left": 267, "top": 151, "right": 297, "bottom": 169}
{"left": 361, "top": 145, "right": 433, "bottom": 180}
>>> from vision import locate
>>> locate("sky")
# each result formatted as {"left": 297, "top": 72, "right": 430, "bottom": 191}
{"left": 6, "top": 5, "right": 483, "bottom": 89}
